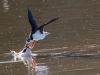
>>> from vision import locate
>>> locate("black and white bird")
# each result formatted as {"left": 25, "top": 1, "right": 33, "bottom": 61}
{"left": 26, "top": 6, "right": 61, "bottom": 45}
{"left": 11, "top": 45, "right": 37, "bottom": 68}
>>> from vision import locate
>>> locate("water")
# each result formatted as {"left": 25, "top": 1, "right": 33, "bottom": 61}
{"left": 0, "top": 0, "right": 100, "bottom": 75}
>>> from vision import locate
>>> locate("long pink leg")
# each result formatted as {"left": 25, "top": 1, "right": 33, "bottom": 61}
{"left": 29, "top": 40, "right": 36, "bottom": 50}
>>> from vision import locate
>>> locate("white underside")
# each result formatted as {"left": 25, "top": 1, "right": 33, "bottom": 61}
{"left": 11, "top": 49, "right": 37, "bottom": 66}
{"left": 32, "top": 30, "right": 50, "bottom": 41}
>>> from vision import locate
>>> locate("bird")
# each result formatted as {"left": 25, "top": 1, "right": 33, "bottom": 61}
{"left": 26, "top": 6, "right": 61, "bottom": 46}
{"left": 21, "top": 46, "right": 37, "bottom": 68}
{"left": 11, "top": 45, "right": 37, "bottom": 68}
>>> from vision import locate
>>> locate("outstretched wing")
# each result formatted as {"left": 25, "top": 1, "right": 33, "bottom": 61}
{"left": 38, "top": 16, "right": 61, "bottom": 33}
{"left": 27, "top": 6, "right": 38, "bottom": 33}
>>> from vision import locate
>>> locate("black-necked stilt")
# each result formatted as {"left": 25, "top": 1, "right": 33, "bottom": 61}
{"left": 26, "top": 6, "right": 61, "bottom": 46}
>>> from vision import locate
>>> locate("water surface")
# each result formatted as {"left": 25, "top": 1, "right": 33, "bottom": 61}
{"left": 0, "top": 0, "right": 100, "bottom": 75}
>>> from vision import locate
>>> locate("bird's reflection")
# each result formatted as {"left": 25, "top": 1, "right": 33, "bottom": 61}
{"left": 28, "top": 65, "right": 48, "bottom": 75}
{"left": 27, "top": 58, "right": 37, "bottom": 75}
{"left": 3, "top": 0, "right": 9, "bottom": 12}
{"left": 11, "top": 50, "right": 49, "bottom": 75}
{"left": 11, "top": 50, "right": 37, "bottom": 74}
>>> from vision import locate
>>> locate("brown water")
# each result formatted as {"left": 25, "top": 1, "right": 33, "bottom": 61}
{"left": 0, "top": 0, "right": 100, "bottom": 75}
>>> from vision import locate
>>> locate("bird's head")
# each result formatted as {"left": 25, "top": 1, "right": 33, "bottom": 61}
{"left": 25, "top": 38, "right": 36, "bottom": 50}
{"left": 26, "top": 38, "right": 33, "bottom": 45}
{"left": 26, "top": 38, "right": 36, "bottom": 46}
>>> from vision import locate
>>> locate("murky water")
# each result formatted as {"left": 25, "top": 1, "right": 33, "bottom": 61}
{"left": 0, "top": 0, "right": 100, "bottom": 75}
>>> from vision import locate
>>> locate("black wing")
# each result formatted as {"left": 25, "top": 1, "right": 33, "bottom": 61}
{"left": 38, "top": 16, "right": 61, "bottom": 33}
{"left": 27, "top": 6, "right": 38, "bottom": 33}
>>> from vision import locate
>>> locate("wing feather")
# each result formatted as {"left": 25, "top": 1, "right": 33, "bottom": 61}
{"left": 38, "top": 16, "right": 61, "bottom": 33}
{"left": 27, "top": 6, "right": 38, "bottom": 33}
